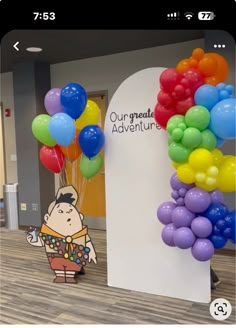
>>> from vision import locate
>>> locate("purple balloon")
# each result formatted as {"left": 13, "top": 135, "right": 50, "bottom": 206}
{"left": 210, "top": 189, "right": 223, "bottom": 204}
{"left": 185, "top": 187, "right": 211, "bottom": 213}
{"left": 173, "top": 227, "right": 196, "bottom": 249}
{"left": 171, "top": 206, "right": 195, "bottom": 228}
{"left": 157, "top": 202, "right": 176, "bottom": 225}
{"left": 161, "top": 223, "right": 176, "bottom": 247}
{"left": 170, "top": 173, "right": 194, "bottom": 191}
{"left": 191, "top": 216, "right": 212, "bottom": 238}
{"left": 176, "top": 197, "right": 185, "bottom": 206}
{"left": 179, "top": 188, "right": 187, "bottom": 197}
{"left": 191, "top": 238, "right": 214, "bottom": 261}
{"left": 44, "top": 88, "right": 64, "bottom": 116}
{"left": 171, "top": 190, "right": 179, "bottom": 200}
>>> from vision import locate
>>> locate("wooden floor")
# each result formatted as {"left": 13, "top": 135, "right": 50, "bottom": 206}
{"left": 0, "top": 228, "right": 235, "bottom": 324}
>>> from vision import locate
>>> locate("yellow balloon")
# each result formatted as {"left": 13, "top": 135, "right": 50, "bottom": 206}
{"left": 195, "top": 181, "right": 216, "bottom": 192}
{"left": 211, "top": 148, "right": 223, "bottom": 167}
{"left": 177, "top": 164, "right": 195, "bottom": 184}
{"left": 217, "top": 155, "right": 236, "bottom": 192}
{"left": 172, "top": 162, "right": 179, "bottom": 169}
{"left": 189, "top": 148, "right": 213, "bottom": 171}
{"left": 75, "top": 100, "right": 101, "bottom": 130}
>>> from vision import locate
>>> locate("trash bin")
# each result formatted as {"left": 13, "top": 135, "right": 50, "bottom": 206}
{"left": 3, "top": 183, "right": 19, "bottom": 230}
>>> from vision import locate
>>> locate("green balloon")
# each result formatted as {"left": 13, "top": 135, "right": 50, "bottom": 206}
{"left": 168, "top": 136, "right": 173, "bottom": 145}
{"left": 198, "top": 129, "right": 217, "bottom": 150}
{"left": 168, "top": 142, "right": 191, "bottom": 163}
{"left": 80, "top": 153, "right": 103, "bottom": 179}
{"left": 32, "top": 114, "right": 56, "bottom": 146}
{"left": 172, "top": 128, "right": 184, "bottom": 142}
{"left": 182, "top": 127, "right": 202, "bottom": 149}
{"left": 166, "top": 115, "right": 185, "bottom": 134}
{"left": 185, "top": 106, "right": 210, "bottom": 131}
{"left": 178, "top": 122, "right": 187, "bottom": 131}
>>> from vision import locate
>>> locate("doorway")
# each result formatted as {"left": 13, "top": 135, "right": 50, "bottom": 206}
{"left": 63, "top": 92, "right": 107, "bottom": 230}
{"left": 0, "top": 102, "right": 6, "bottom": 227}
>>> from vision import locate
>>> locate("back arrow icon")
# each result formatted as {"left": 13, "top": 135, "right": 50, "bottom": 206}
{"left": 13, "top": 42, "right": 20, "bottom": 51}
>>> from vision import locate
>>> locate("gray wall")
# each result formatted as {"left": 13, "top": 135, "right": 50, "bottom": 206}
{"left": 13, "top": 62, "right": 55, "bottom": 227}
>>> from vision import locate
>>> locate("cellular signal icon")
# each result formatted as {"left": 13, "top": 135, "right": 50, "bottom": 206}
{"left": 184, "top": 12, "right": 194, "bottom": 20}
{"left": 167, "top": 12, "right": 180, "bottom": 20}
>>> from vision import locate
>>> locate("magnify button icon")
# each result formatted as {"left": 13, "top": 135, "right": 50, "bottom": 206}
{"left": 210, "top": 298, "right": 232, "bottom": 321}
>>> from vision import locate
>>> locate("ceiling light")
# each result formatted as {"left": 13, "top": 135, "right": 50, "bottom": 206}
{"left": 26, "top": 47, "right": 43, "bottom": 52}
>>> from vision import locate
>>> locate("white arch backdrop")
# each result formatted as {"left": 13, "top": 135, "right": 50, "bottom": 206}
{"left": 104, "top": 68, "right": 210, "bottom": 303}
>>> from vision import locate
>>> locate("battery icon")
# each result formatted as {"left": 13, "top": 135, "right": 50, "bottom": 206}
{"left": 198, "top": 11, "right": 215, "bottom": 20}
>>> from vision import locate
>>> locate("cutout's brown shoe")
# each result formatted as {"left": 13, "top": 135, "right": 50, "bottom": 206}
{"left": 54, "top": 276, "right": 66, "bottom": 283}
{"left": 65, "top": 277, "right": 77, "bottom": 283}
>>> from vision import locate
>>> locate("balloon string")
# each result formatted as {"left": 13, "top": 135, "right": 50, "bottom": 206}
{"left": 78, "top": 177, "right": 87, "bottom": 209}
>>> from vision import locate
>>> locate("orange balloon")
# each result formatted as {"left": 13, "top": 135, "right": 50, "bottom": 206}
{"left": 208, "top": 53, "right": 228, "bottom": 83}
{"left": 60, "top": 130, "right": 82, "bottom": 162}
{"left": 192, "top": 48, "right": 204, "bottom": 61}
{"left": 189, "top": 57, "right": 198, "bottom": 68}
{"left": 198, "top": 53, "right": 228, "bottom": 85}
{"left": 176, "top": 59, "right": 190, "bottom": 73}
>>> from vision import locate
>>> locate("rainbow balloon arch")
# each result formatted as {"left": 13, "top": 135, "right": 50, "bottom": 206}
{"left": 31, "top": 83, "right": 105, "bottom": 182}
{"left": 155, "top": 48, "right": 236, "bottom": 261}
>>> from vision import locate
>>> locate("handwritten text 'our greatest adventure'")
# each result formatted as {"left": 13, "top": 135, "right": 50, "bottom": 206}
{"left": 110, "top": 109, "right": 161, "bottom": 134}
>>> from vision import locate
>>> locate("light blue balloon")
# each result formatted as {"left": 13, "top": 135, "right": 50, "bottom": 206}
{"left": 194, "top": 84, "right": 219, "bottom": 110}
{"left": 209, "top": 98, "right": 236, "bottom": 140}
{"left": 49, "top": 113, "right": 75, "bottom": 146}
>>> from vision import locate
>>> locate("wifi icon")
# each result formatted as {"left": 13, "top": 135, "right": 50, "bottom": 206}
{"left": 184, "top": 12, "right": 194, "bottom": 20}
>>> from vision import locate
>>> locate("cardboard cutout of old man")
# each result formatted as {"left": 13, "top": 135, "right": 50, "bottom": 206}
{"left": 26, "top": 185, "right": 97, "bottom": 283}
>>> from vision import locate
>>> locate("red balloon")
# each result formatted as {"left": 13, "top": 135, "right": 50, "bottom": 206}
{"left": 158, "top": 90, "right": 175, "bottom": 107}
{"left": 40, "top": 145, "right": 65, "bottom": 173}
{"left": 160, "top": 68, "right": 182, "bottom": 92}
{"left": 176, "top": 97, "right": 195, "bottom": 115}
{"left": 154, "top": 104, "right": 176, "bottom": 129}
{"left": 182, "top": 68, "right": 204, "bottom": 92}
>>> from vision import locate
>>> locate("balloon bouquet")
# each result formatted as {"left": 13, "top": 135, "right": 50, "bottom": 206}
{"left": 31, "top": 83, "right": 105, "bottom": 205}
{"left": 154, "top": 48, "right": 236, "bottom": 261}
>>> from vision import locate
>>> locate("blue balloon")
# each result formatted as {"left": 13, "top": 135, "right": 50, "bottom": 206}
{"left": 49, "top": 113, "right": 75, "bottom": 146}
{"left": 222, "top": 227, "right": 232, "bottom": 239}
{"left": 216, "top": 219, "right": 227, "bottom": 231}
{"left": 209, "top": 98, "right": 236, "bottom": 139}
{"left": 61, "top": 83, "right": 87, "bottom": 119}
{"left": 79, "top": 125, "right": 105, "bottom": 159}
{"left": 203, "top": 203, "right": 228, "bottom": 224}
{"left": 209, "top": 235, "right": 227, "bottom": 249}
{"left": 213, "top": 226, "right": 221, "bottom": 236}
{"left": 194, "top": 84, "right": 219, "bottom": 110}
{"left": 225, "top": 211, "right": 236, "bottom": 244}
{"left": 224, "top": 211, "right": 235, "bottom": 227}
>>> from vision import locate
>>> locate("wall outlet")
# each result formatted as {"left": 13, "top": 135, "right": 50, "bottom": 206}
{"left": 32, "top": 203, "right": 38, "bottom": 211}
{"left": 20, "top": 203, "right": 27, "bottom": 211}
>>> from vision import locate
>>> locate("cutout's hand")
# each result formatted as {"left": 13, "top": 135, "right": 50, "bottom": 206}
{"left": 26, "top": 233, "right": 43, "bottom": 247}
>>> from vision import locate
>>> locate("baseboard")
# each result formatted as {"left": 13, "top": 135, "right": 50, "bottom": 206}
{"left": 216, "top": 248, "right": 235, "bottom": 257}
